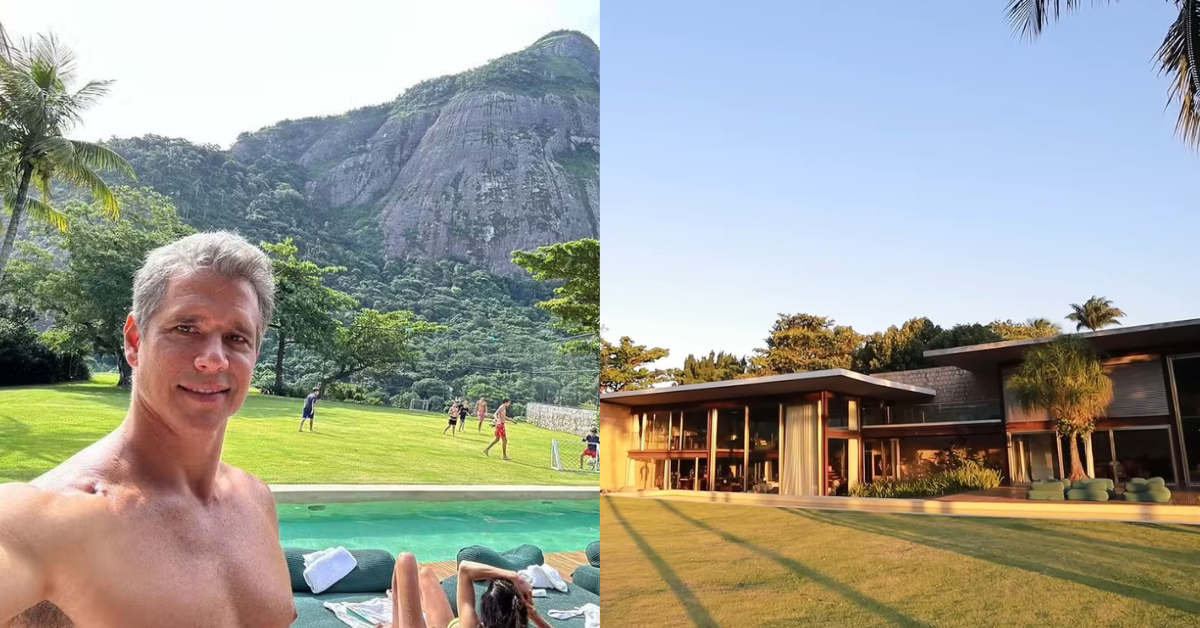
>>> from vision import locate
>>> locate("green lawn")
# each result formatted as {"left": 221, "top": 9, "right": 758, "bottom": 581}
{"left": 0, "top": 374, "right": 597, "bottom": 486}
{"left": 603, "top": 496, "right": 1200, "bottom": 627}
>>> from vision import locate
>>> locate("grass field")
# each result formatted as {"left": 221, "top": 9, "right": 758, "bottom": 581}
{"left": 603, "top": 496, "right": 1200, "bottom": 627}
{"left": 0, "top": 374, "right": 598, "bottom": 486}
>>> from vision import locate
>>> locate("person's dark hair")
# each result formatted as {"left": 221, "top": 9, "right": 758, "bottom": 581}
{"left": 502, "top": 398, "right": 511, "bottom": 404}
{"left": 311, "top": 387, "right": 319, "bottom": 392}
{"left": 478, "top": 578, "right": 527, "bottom": 628}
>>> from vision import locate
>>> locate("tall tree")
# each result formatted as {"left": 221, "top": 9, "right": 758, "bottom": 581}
{"left": 601, "top": 336, "right": 669, "bottom": 393}
{"left": 926, "top": 323, "right": 1003, "bottom": 351}
{"left": 511, "top": 238, "right": 599, "bottom": 354}
{"left": 0, "top": 34, "right": 135, "bottom": 290}
{"left": 1007, "top": 334, "right": 1113, "bottom": 481}
{"left": 261, "top": 238, "right": 358, "bottom": 392}
{"left": 989, "top": 317, "right": 1061, "bottom": 341}
{"left": 1066, "top": 296, "right": 1126, "bottom": 332}
{"left": 669, "top": 350, "right": 747, "bottom": 385}
{"left": 853, "top": 317, "right": 942, "bottom": 374}
{"left": 313, "top": 308, "right": 445, "bottom": 395}
{"left": 18, "top": 187, "right": 194, "bottom": 386}
{"left": 1006, "top": 0, "right": 1200, "bottom": 146}
{"left": 747, "top": 313, "right": 861, "bottom": 376}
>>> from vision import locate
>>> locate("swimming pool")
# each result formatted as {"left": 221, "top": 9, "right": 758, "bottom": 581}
{"left": 276, "top": 499, "right": 599, "bottom": 560}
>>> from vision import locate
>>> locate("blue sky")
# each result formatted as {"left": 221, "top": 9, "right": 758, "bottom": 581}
{"left": 601, "top": 1, "right": 1199, "bottom": 369}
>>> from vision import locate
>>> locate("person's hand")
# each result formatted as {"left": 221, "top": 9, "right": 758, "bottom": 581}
{"left": 512, "top": 575, "right": 534, "bottom": 605}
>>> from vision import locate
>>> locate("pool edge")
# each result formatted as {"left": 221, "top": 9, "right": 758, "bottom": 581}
{"left": 269, "top": 484, "right": 599, "bottom": 503}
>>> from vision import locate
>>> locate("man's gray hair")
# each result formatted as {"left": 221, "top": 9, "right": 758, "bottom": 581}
{"left": 132, "top": 232, "right": 275, "bottom": 344}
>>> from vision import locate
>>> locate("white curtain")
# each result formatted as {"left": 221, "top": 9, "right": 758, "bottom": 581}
{"left": 782, "top": 403, "right": 819, "bottom": 496}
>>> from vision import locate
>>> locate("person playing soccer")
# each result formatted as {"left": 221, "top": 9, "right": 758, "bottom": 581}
{"left": 457, "top": 399, "right": 469, "bottom": 432}
{"left": 475, "top": 396, "right": 488, "bottom": 432}
{"left": 443, "top": 399, "right": 460, "bottom": 436}
{"left": 299, "top": 386, "right": 319, "bottom": 432}
{"left": 579, "top": 427, "right": 599, "bottom": 469}
{"left": 482, "top": 398, "right": 512, "bottom": 460}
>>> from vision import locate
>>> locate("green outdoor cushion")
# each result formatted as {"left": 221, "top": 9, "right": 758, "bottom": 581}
{"left": 1026, "top": 490, "right": 1066, "bottom": 500}
{"left": 1129, "top": 477, "right": 1148, "bottom": 486}
{"left": 585, "top": 540, "right": 600, "bottom": 567}
{"left": 283, "top": 547, "right": 395, "bottom": 594}
{"left": 572, "top": 564, "right": 599, "bottom": 595}
{"left": 1031, "top": 481, "right": 1066, "bottom": 493}
{"left": 440, "top": 576, "right": 600, "bottom": 626}
{"left": 1067, "top": 488, "right": 1109, "bottom": 501}
{"left": 1124, "top": 482, "right": 1147, "bottom": 493}
{"left": 456, "top": 544, "right": 545, "bottom": 572}
{"left": 292, "top": 592, "right": 382, "bottom": 628}
{"left": 1086, "top": 478, "right": 1115, "bottom": 491}
{"left": 1146, "top": 477, "right": 1167, "bottom": 488}
{"left": 1125, "top": 488, "right": 1172, "bottom": 503}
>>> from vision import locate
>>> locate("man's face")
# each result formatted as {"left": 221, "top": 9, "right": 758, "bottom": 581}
{"left": 124, "top": 270, "right": 261, "bottom": 430}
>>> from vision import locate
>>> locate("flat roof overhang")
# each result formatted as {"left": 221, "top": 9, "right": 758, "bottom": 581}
{"left": 600, "top": 368, "right": 936, "bottom": 407}
{"left": 924, "top": 318, "right": 1200, "bottom": 371}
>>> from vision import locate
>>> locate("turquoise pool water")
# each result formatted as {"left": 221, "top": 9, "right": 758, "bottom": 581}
{"left": 277, "top": 499, "right": 599, "bottom": 561}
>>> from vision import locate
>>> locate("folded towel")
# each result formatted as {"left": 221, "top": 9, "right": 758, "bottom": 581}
{"left": 303, "top": 546, "right": 358, "bottom": 594}
{"left": 517, "top": 564, "right": 569, "bottom": 592}
{"left": 547, "top": 603, "right": 599, "bottom": 628}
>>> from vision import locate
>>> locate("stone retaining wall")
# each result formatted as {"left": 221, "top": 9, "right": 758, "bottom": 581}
{"left": 526, "top": 402, "right": 598, "bottom": 436}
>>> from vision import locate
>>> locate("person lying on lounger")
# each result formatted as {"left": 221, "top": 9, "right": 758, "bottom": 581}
{"left": 0, "top": 233, "right": 296, "bottom": 628}
{"left": 385, "top": 554, "right": 554, "bottom": 628}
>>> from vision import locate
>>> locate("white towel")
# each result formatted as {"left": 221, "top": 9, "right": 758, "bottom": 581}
{"left": 323, "top": 597, "right": 393, "bottom": 628}
{"left": 547, "top": 603, "right": 599, "bottom": 628}
{"left": 516, "top": 564, "right": 569, "bottom": 592}
{"left": 303, "top": 546, "right": 358, "bottom": 594}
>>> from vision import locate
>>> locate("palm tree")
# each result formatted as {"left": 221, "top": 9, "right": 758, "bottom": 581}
{"left": 1006, "top": 0, "right": 1200, "bottom": 147}
{"left": 0, "top": 34, "right": 134, "bottom": 291}
{"left": 1008, "top": 334, "right": 1114, "bottom": 481}
{"left": 1066, "top": 296, "right": 1126, "bottom": 331}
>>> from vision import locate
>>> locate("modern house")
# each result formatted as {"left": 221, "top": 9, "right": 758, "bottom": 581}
{"left": 598, "top": 318, "right": 1200, "bottom": 496}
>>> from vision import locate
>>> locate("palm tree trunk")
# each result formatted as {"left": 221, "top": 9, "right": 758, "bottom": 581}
{"left": 0, "top": 163, "right": 34, "bottom": 292}
{"left": 274, "top": 331, "right": 287, "bottom": 392}
{"left": 1067, "top": 434, "right": 1086, "bottom": 482}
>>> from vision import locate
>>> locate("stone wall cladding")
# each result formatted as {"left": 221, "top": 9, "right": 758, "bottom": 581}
{"left": 526, "top": 402, "right": 598, "bottom": 436}
{"left": 872, "top": 366, "right": 998, "bottom": 404}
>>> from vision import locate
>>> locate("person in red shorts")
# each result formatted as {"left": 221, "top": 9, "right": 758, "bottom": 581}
{"left": 482, "top": 398, "right": 512, "bottom": 461}
{"left": 579, "top": 427, "right": 599, "bottom": 469}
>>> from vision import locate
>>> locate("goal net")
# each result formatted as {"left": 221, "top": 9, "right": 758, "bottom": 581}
{"left": 552, "top": 438, "right": 599, "bottom": 473}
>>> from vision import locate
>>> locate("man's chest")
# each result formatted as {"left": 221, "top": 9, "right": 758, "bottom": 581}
{"left": 52, "top": 507, "right": 295, "bottom": 627}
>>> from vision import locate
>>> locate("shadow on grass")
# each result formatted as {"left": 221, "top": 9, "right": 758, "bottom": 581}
{"left": 970, "top": 517, "right": 1200, "bottom": 565}
{"left": 0, "top": 416, "right": 103, "bottom": 466}
{"left": 605, "top": 497, "right": 722, "bottom": 627}
{"left": 656, "top": 500, "right": 932, "bottom": 627}
{"left": 789, "top": 508, "right": 1200, "bottom": 616}
{"left": 1127, "top": 522, "right": 1200, "bottom": 536}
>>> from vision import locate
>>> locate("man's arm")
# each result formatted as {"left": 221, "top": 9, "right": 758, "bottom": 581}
{"left": 456, "top": 561, "right": 533, "bottom": 628}
{"left": 0, "top": 484, "right": 55, "bottom": 624}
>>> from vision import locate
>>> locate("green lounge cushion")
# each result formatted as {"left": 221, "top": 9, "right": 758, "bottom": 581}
{"left": 1129, "top": 477, "right": 1148, "bottom": 486}
{"left": 585, "top": 540, "right": 600, "bottom": 567}
{"left": 1026, "top": 490, "right": 1065, "bottom": 500}
{"left": 1146, "top": 477, "right": 1167, "bottom": 488}
{"left": 284, "top": 548, "right": 395, "bottom": 594}
{"left": 1125, "top": 488, "right": 1172, "bottom": 503}
{"left": 1067, "top": 488, "right": 1109, "bottom": 501}
{"left": 1124, "top": 482, "right": 1147, "bottom": 493}
{"left": 456, "top": 544, "right": 544, "bottom": 572}
{"left": 1031, "top": 481, "right": 1066, "bottom": 493}
{"left": 572, "top": 564, "right": 599, "bottom": 595}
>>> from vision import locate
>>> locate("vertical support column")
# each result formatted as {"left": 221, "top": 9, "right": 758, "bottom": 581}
{"left": 743, "top": 406, "right": 750, "bottom": 492}
{"left": 819, "top": 392, "right": 828, "bottom": 496}
{"left": 708, "top": 408, "right": 717, "bottom": 492}
{"left": 1085, "top": 434, "right": 1095, "bottom": 479}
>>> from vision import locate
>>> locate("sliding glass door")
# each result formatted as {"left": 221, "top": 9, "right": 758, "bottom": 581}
{"left": 1169, "top": 355, "right": 1200, "bottom": 485}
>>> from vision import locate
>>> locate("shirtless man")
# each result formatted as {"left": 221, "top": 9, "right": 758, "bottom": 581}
{"left": 482, "top": 398, "right": 512, "bottom": 461}
{"left": 0, "top": 232, "right": 297, "bottom": 628}
{"left": 474, "top": 396, "right": 488, "bottom": 433}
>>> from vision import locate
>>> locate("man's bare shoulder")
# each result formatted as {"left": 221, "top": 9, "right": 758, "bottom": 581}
{"left": 220, "top": 463, "right": 277, "bottom": 513}
{"left": 0, "top": 482, "right": 106, "bottom": 566}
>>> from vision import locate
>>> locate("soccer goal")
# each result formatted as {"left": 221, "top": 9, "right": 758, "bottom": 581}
{"left": 408, "top": 398, "right": 432, "bottom": 412}
{"left": 552, "top": 439, "right": 599, "bottom": 473}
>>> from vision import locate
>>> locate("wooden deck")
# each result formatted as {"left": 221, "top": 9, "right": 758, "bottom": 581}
{"left": 934, "top": 485, "right": 1200, "bottom": 506}
{"left": 418, "top": 550, "right": 589, "bottom": 581}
